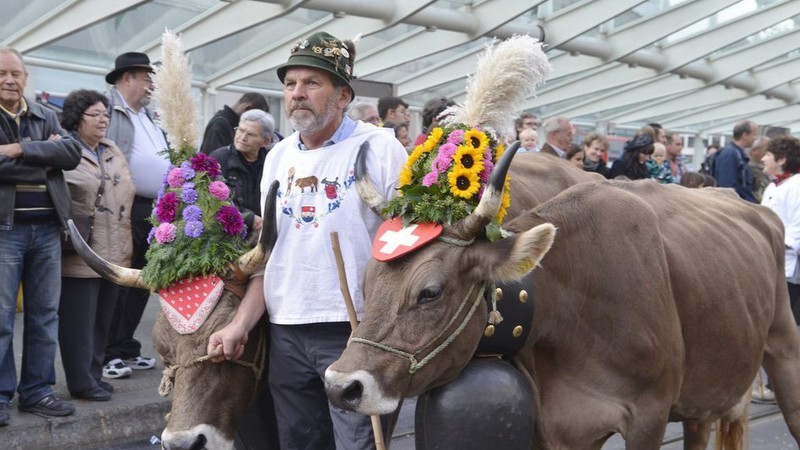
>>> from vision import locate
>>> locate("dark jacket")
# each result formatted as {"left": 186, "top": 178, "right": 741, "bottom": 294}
{"left": 209, "top": 145, "right": 267, "bottom": 232}
{"left": 200, "top": 106, "right": 239, "bottom": 154}
{"left": 0, "top": 101, "right": 81, "bottom": 231}
{"left": 714, "top": 142, "right": 756, "bottom": 203}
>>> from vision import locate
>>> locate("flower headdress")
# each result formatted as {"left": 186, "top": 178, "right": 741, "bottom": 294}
{"left": 141, "top": 30, "right": 248, "bottom": 290}
{"left": 383, "top": 35, "right": 551, "bottom": 240}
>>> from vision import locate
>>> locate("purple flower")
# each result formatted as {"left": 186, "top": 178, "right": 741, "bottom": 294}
{"left": 154, "top": 223, "right": 177, "bottom": 244}
{"left": 447, "top": 129, "right": 465, "bottom": 145}
{"left": 184, "top": 220, "right": 204, "bottom": 238}
{"left": 432, "top": 143, "right": 457, "bottom": 173}
{"left": 182, "top": 205, "right": 202, "bottom": 222}
{"left": 422, "top": 171, "right": 439, "bottom": 187}
{"left": 190, "top": 153, "right": 221, "bottom": 179}
{"left": 216, "top": 205, "right": 244, "bottom": 236}
{"left": 209, "top": 181, "right": 230, "bottom": 200}
{"left": 180, "top": 161, "right": 196, "bottom": 180}
{"left": 167, "top": 168, "right": 184, "bottom": 188}
{"left": 181, "top": 186, "right": 198, "bottom": 204}
{"left": 146, "top": 227, "right": 156, "bottom": 245}
{"left": 156, "top": 192, "right": 179, "bottom": 223}
{"left": 479, "top": 154, "right": 495, "bottom": 184}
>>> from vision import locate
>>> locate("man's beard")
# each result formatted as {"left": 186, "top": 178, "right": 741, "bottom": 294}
{"left": 288, "top": 93, "right": 339, "bottom": 135}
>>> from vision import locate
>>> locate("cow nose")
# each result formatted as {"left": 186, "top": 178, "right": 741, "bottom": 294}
{"left": 162, "top": 434, "right": 207, "bottom": 450}
{"left": 327, "top": 379, "right": 363, "bottom": 410}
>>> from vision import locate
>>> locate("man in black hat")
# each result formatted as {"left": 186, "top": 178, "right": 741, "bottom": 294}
{"left": 207, "top": 31, "right": 408, "bottom": 449}
{"left": 103, "top": 52, "right": 168, "bottom": 378}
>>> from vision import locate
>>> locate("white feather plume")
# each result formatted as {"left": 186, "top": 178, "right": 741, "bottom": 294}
{"left": 440, "top": 35, "right": 551, "bottom": 140}
{"left": 153, "top": 29, "right": 200, "bottom": 160}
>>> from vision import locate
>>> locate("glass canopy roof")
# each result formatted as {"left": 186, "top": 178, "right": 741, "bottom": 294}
{"left": 3, "top": 0, "right": 798, "bottom": 138}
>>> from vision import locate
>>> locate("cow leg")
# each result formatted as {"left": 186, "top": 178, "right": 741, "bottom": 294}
{"left": 681, "top": 420, "right": 711, "bottom": 450}
{"left": 761, "top": 291, "right": 800, "bottom": 443}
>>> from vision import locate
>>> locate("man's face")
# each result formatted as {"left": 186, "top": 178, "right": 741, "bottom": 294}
{"left": 284, "top": 67, "right": 348, "bottom": 135}
{"left": 742, "top": 124, "right": 760, "bottom": 148}
{"left": 553, "top": 120, "right": 574, "bottom": 149}
{"left": 387, "top": 105, "right": 409, "bottom": 125}
{"left": 0, "top": 52, "right": 27, "bottom": 111}
{"left": 234, "top": 120, "right": 270, "bottom": 157}
{"left": 121, "top": 70, "right": 153, "bottom": 110}
{"left": 666, "top": 135, "right": 683, "bottom": 158}
{"left": 522, "top": 117, "right": 539, "bottom": 130}
{"left": 584, "top": 140, "right": 605, "bottom": 163}
{"left": 361, "top": 106, "right": 379, "bottom": 125}
{"left": 655, "top": 128, "right": 666, "bottom": 145}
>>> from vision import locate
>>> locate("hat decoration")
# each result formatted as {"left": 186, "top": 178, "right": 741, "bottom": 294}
{"left": 277, "top": 32, "right": 359, "bottom": 97}
{"left": 383, "top": 35, "right": 551, "bottom": 241}
{"left": 141, "top": 30, "right": 248, "bottom": 292}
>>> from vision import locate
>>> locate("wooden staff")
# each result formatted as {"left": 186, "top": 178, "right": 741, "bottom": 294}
{"left": 330, "top": 232, "right": 386, "bottom": 450}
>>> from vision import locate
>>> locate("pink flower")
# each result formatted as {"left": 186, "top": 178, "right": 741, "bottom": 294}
{"left": 216, "top": 205, "right": 244, "bottom": 236}
{"left": 190, "top": 153, "right": 221, "bottom": 179}
{"left": 155, "top": 192, "right": 179, "bottom": 223}
{"left": 154, "top": 223, "right": 177, "bottom": 244}
{"left": 432, "top": 143, "right": 457, "bottom": 173}
{"left": 447, "top": 129, "right": 465, "bottom": 145}
{"left": 209, "top": 181, "right": 230, "bottom": 200}
{"left": 422, "top": 171, "right": 439, "bottom": 187}
{"left": 166, "top": 168, "right": 184, "bottom": 188}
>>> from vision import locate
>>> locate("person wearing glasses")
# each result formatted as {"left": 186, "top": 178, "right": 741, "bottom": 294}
{"left": 58, "top": 89, "right": 135, "bottom": 401}
{"left": 0, "top": 47, "right": 81, "bottom": 425}
{"left": 209, "top": 109, "right": 275, "bottom": 238}
{"left": 103, "top": 52, "right": 169, "bottom": 379}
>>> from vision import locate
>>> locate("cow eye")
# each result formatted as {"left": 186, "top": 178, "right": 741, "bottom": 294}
{"left": 417, "top": 286, "right": 442, "bottom": 304}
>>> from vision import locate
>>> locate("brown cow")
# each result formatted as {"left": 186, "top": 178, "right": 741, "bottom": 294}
{"left": 67, "top": 183, "right": 280, "bottom": 450}
{"left": 326, "top": 150, "right": 800, "bottom": 448}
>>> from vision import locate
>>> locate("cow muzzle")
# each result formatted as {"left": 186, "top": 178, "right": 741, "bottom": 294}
{"left": 324, "top": 368, "right": 400, "bottom": 415}
{"left": 161, "top": 424, "right": 230, "bottom": 450}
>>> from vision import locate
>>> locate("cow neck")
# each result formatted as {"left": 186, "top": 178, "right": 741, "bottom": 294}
{"left": 350, "top": 283, "right": 487, "bottom": 374}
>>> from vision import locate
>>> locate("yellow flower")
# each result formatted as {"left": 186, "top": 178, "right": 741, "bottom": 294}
{"left": 423, "top": 127, "right": 445, "bottom": 152}
{"left": 448, "top": 166, "right": 480, "bottom": 199}
{"left": 494, "top": 143, "right": 505, "bottom": 163}
{"left": 496, "top": 177, "right": 511, "bottom": 223}
{"left": 464, "top": 129, "right": 489, "bottom": 152}
{"left": 453, "top": 145, "right": 485, "bottom": 174}
{"left": 399, "top": 167, "right": 413, "bottom": 187}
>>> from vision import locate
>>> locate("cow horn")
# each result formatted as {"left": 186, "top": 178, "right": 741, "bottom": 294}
{"left": 235, "top": 180, "right": 279, "bottom": 275}
{"left": 354, "top": 141, "right": 388, "bottom": 218}
{"left": 451, "top": 141, "right": 519, "bottom": 239}
{"left": 66, "top": 219, "right": 148, "bottom": 290}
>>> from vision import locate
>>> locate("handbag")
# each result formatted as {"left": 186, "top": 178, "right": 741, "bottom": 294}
{"left": 62, "top": 214, "right": 94, "bottom": 254}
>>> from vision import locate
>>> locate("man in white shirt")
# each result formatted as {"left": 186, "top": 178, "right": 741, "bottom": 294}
{"left": 207, "top": 32, "right": 407, "bottom": 449}
{"left": 103, "top": 52, "right": 169, "bottom": 378}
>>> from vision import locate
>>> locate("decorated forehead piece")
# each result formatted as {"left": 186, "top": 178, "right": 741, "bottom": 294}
{"left": 375, "top": 35, "right": 551, "bottom": 261}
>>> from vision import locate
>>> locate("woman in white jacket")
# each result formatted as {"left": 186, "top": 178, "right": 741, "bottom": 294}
{"left": 761, "top": 135, "right": 800, "bottom": 323}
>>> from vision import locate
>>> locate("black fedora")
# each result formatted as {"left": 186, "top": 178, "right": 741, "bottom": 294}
{"left": 106, "top": 52, "right": 154, "bottom": 84}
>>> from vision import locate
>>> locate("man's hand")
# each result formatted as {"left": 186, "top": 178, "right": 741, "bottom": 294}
{"left": 47, "top": 134, "right": 62, "bottom": 141}
{"left": 207, "top": 322, "right": 249, "bottom": 363}
{"left": 253, "top": 215, "right": 263, "bottom": 232}
{"left": 0, "top": 143, "right": 23, "bottom": 159}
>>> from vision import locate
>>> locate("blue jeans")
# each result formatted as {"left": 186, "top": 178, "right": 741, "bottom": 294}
{"left": 0, "top": 222, "right": 61, "bottom": 405}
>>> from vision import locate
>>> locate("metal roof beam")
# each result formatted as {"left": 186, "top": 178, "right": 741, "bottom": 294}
{"left": 664, "top": 95, "right": 794, "bottom": 129}
{"left": 2, "top": 0, "right": 148, "bottom": 53}
{"left": 701, "top": 105, "right": 800, "bottom": 135}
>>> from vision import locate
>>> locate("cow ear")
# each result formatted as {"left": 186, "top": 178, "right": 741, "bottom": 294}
{"left": 491, "top": 223, "right": 556, "bottom": 280}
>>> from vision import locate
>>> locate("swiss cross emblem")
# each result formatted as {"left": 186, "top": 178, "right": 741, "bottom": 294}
{"left": 372, "top": 218, "right": 442, "bottom": 261}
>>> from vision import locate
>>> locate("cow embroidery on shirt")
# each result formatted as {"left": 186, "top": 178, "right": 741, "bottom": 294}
{"left": 278, "top": 166, "right": 356, "bottom": 228}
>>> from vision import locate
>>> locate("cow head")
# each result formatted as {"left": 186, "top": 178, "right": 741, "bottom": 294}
{"left": 67, "top": 181, "right": 279, "bottom": 450}
{"left": 325, "top": 145, "right": 556, "bottom": 415}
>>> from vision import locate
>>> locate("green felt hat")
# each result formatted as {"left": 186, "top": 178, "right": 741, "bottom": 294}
{"left": 277, "top": 31, "right": 355, "bottom": 98}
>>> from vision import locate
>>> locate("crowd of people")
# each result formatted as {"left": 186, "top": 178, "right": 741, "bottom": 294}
{"left": 1, "top": 28, "right": 798, "bottom": 449}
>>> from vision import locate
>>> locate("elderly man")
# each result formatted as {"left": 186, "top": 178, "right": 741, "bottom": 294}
{"left": 200, "top": 92, "right": 270, "bottom": 154}
{"left": 209, "top": 109, "right": 275, "bottom": 236}
{"left": 540, "top": 116, "right": 574, "bottom": 158}
{"left": 103, "top": 52, "right": 170, "bottom": 377}
{"left": 0, "top": 47, "right": 81, "bottom": 424}
{"left": 347, "top": 102, "right": 379, "bottom": 125}
{"left": 714, "top": 120, "right": 760, "bottom": 203}
{"left": 207, "top": 31, "right": 408, "bottom": 449}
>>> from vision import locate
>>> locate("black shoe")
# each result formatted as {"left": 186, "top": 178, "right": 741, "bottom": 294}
{"left": 71, "top": 386, "right": 111, "bottom": 402}
{"left": 0, "top": 403, "right": 8, "bottom": 426}
{"left": 19, "top": 395, "right": 76, "bottom": 416}
{"left": 98, "top": 380, "right": 114, "bottom": 393}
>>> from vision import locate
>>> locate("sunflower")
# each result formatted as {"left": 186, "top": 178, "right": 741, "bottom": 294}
{"left": 494, "top": 142, "right": 505, "bottom": 163}
{"left": 453, "top": 144, "right": 485, "bottom": 174}
{"left": 448, "top": 166, "right": 481, "bottom": 199}
{"left": 422, "top": 127, "right": 445, "bottom": 152}
{"left": 463, "top": 128, "right": 489, "bottom": 152}
{"left": 496, "top": 177, "right": 512, "bottom": 223}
